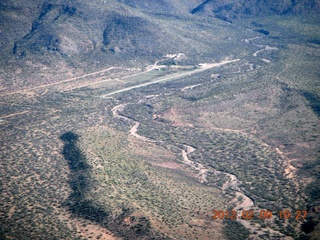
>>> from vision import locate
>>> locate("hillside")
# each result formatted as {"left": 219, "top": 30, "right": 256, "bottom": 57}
{"left": 0, "top": 1, "right": 320, "bottom": 240}
{"left": 191, "top": 0, "right": 320, "bottom": 21}
{"left": 1, "top": 0, "right": 319, "bottom": 73}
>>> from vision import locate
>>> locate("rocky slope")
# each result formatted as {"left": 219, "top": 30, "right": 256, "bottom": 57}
{"left": 2, "top": 0, "right": 319, "bottom": 64}
{"left": 191, "top": 0, "right": 320, "bottom": 21}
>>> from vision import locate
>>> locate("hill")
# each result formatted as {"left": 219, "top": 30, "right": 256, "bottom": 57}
{"left": 0, "top": 1, "right": 320, "bottom": 240}
{"left": 191, "top": 0, "right": 320, "bottom": 21}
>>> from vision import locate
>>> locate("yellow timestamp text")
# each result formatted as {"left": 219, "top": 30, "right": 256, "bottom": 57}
{"left": 212, "top": 209, "right": 307, "bottom": 220}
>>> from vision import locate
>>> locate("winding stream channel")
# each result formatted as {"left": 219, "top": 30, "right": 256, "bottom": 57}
{"left": 110, "top": 56, "right": 291, "bottom": 238}
{"left": 111, "top": 101, "right": 276, "bottom": 236}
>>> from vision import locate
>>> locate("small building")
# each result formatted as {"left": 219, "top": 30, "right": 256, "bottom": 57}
{"left": 198, "top": 63, "right": 207, "bottom": 67}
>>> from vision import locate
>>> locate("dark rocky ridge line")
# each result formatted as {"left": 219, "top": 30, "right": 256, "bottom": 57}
{"left": 191, "top": 0, "right": 320, "bottom": 17}
{"left": 2, "top": 0, "right": 320, "bottom": 64}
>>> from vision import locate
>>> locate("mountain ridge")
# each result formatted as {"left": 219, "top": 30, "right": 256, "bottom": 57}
{"left": 3, "top": 0, "right": 319, "bottom": 59}
{"left": 0, "top": 0, "right": 319, "bottom": 90}
{"left": 191, "top": 0, "right": 320, "bottom": 16}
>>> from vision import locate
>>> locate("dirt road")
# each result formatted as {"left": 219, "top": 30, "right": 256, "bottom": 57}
{"left": 101, "top": 59, "right": 240, "bottom": 98}
{"left": 2, "top": 67, "right": 118, "bottom": 96}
